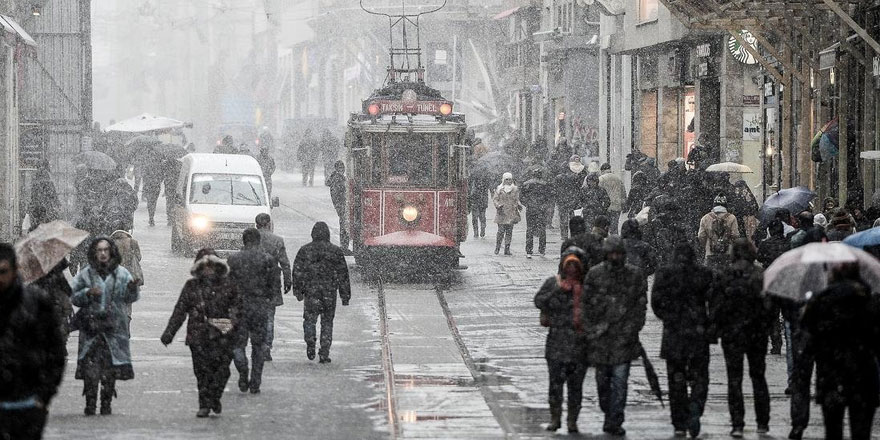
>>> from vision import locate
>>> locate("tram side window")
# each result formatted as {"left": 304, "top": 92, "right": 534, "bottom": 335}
{"left": 370, "top": 134, "right": 382, "bottom": 185}
{"left": 387, "top": 135, "right": 433, "bottom": 186}
{"left": 437, "top": 135, "right": 450, "bottom": 187}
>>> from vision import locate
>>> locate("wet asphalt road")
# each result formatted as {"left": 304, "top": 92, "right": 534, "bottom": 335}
{"left": 41, "top": 171, "right": 877, "bottom": 439}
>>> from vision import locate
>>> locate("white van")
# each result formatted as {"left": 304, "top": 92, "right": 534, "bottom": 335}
{"left": 171, "top": 153, "right": 279, "bottom": 255}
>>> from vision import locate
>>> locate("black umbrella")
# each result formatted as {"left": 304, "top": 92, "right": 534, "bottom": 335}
{"left": 471, "top": 151, "right": 521, "bottom": 181}
{"left": 758, "top": 186, "right": 817, "bottom": 223}
{"left": 73, "top": 150, "right": 117, "bottom": 171}
{"left": 640, "top": 344, "right": 664, "bottom": 407}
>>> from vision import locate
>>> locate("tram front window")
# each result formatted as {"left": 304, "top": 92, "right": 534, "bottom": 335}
{"left": 387, "top": 135, "right": 433, "bottom": 186}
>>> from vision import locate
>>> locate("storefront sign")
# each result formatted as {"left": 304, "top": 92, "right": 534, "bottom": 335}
{"left": 743, "top": 111, "right": 761, "bottom": 142}
{"left": 18, "top": 125, "right": 46, "bottom": 169}
{"left": 728, "top": 30, "right": 758, "bottom": 65}
{"left": 696, "top": 43, "right": 711, "bottom": 58}
{"left": 743, "top": 95, "right": 761, "bottom": 106}
{"left": 696, "top": 62, "right": 709, "bottom": 78}
{"left": 874, "top": 56, "right": 880, "bottom": 77}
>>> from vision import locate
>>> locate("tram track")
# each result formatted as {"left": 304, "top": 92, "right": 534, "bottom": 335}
{"left": 375, "top": 277, "right": 400, "bottom": 439}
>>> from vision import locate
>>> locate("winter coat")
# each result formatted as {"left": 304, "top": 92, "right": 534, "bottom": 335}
{"left": 756, "top": 234, "right": 789, "bottom": 268}
{"left": 325, "top": 170, "right": 347, "bottom": 210}
{"left": 297, "top": 134, "right": 320, "bottom": 165}
{"left": 651, "top": 263, "right": 714, "bottom": 359}
{"left": 620, "top": 221, "right": 656, "bottom": 275}
{"left": 520, "top": 177, "right": 553, "bottom": 211}
{"left": 468, "top": 174, "right": 492, "bottom": 211}
{"left": 111, "top": 230, "right": 143, "bottom": 286}
{"left": 258, "top": 153, "right": 276, "bottom": 183}
{"left": 32, "top": 260, "right": 74, "bottom": 335}
{"left": 697, "top": 209, "right": 740, "bottom": 257}
{"left": 709, "top": 259, "right": 771, "bottom": 348}
{"left": 561, "top": 230, "right": 604, "bottom": 268}
{"left": 70, "top": 264, "right": 139, "bottom": 366}
{"left": 625, "top": 171, "right": 650, "bottom": 217}
{"left": 644, "top": 215, "right": 692, "bottom": 268}
{"left": 27, "top": 172, "right": 61, "bottom": 231}
{"left": 534, "top": 276, "right": 587, "bottom": 363}
{"left": 802, "top": 280, "right": 880, "bottom": 408}
{"left": 292, "top": 222, "right": 352, "bottom": 312}
{"left": 0, "top": 281, "right": 66, "bottom": 406}
{"left": 554, "top": 169, "right": 587, "bottom": 211}
{"left": 493, "top": 186, "right": 521, "bottom": 225}
{"left": 227, "top": 246, "right": 279, "bottom": 313}
{"left": 598, "top": 170, "right": 627, "bottom": 212}
{"left": 259, "top": 229, "right": 291, "bottom": 307}
{"left": 582, "top": 262, "right": 648, "bottom": 365}
{"left": 580, "top": 177, "right": 610, "bottom": 222}
{"left": 102, "top": 179, "right": 139, "bottom": 231}
{"left": 161, "top": 255, "right": 241, "bottom": 347}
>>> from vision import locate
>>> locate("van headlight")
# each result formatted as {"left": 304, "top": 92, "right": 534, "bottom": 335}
{"left": 401, "top": 205, "right": 419, "bottom": 223}
{"left": 190, "top": 215, "right": 211, "bottom": 232}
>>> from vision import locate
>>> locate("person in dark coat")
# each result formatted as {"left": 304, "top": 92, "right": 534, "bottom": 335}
{"left": 521, "top": 168, "right": 553, "bottom": 256}
{"left": 756, "top": 220, "right": 789, "bottom": 355}
{"left": 163, "top": 157, "right": 182, "bottom": 226}
{"left": 554, "top": 155, "right": 587, "bottom": 240}
{"left": 620, "top": 219, "right": 656, "bottom": 276}
{"left": 325, "top": 160, "right": 350, "bottom": 250}
{"left": 624, "top": 171, "right": 650, "bottom": 218}
{"left": 580, "top": 173, "right": 610, "bottom": 228}
{"left": 320, "top": 129, "right": 341, "bottom": 174}
{"left": 534, "top": 247, "right": 589, "bottom": 434}
{"left": 255, "top": 214, "right": 291, "bottom": 361}
{"left": 27, "top": 159, "right": 61, "bottom": 232}
{"left": 0, "top": 244, "right": 66, "bottom": 440}
{"left": 257, "top": 132, "right": 277, "bottom": 197}
{"left": 101, "top": 177, "right": 139, "bottom": 233}
{"left": 227, "top": 229, "right": 278, "bottom": 394}
{"left": 643, "top": 196, "right": 693, "bottom": 268}
{"left": 651, "top": 243, "right": 713, "bottom": 438}
{"left": 788, "top": 212, "right": 816, "bottom": 250}
{"left": 710, "top": 239, "right": 772, "bottom": 438}
{"left": 32, "top": 259, "right": 74, "bottom": 342}
{"left": 298, "top": 129, "right": 319, "bottom": 186}
{"left": 801, "top": 263, "right": 880, "bottom": 440}
{"left": 141, "top": 164, "right": 163, "bottom": 227}
{"left": 161, "top": 249, "right": 241, "bottom": 417}
{"left": 561, "top": 216, "right": 608, "bottom": 269}
{"left": 292, "top": 222, "right": 351, "bottom": 363}
{"left": 582, "top": 236, "right": 648, "bottom": 437}
{"left": 468, "top": 172, "right": 492, "bottom": 238}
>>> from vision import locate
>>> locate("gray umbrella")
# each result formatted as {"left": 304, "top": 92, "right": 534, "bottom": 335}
{"left": 73, "top": 150, "right": 117, "bottom": 171}
{"left": 764, "top": 242, "right": 880, "bottom": 301}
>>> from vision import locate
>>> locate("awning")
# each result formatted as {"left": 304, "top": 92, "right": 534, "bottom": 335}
{"left": 595, "top": 0, "right": 625, "bottom": 16}
{"left": 106, "top": 114, "right": 192, "bottom": 133}
{"left": 493, "top": 6, "right": 520, "bottom": 20}
{"left": 0, "top": 15, "right": 36, "bottom": 47}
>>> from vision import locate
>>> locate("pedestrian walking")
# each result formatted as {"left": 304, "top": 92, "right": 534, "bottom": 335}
{"left": 598, "top": 163, "right": 626, "bottom": 227}
{"left": 292, "top": 222, "right": 351, "bottom": 363}
{"left": 257, "top": 132, "right": 277, "bottom": 197}
{"left": 493, "top": 172, "right": 521, "bottom": 256}
{"left": 255, "top": 213, "right": 292, "bottom": 361}
{"left": 32, "top": 259, "right": 74, "bottom": 341}
{"left": 582, "top": 237, "right": 648, "bottom": 437}
{"left": 0, "top": 244, "right": 66, "bottom": 440}
{"left": 520, "top": 168, "right": 553, "bottom": 257}
{"left": 26, "top": 159, "right": 61, "bottom": 232}
{"left": 625, "top": 171, "right": 650, "bottom": 219}
{"left": 320, "top": 129, "right": 341, "bottom": 174}
{"left": 756, "top": 220, "right": 789, "bottom": 356}
{"left": 161, "top": 249, "right": 241, "bottom": 417}
{"left": 620, "top": 219, "right": 656, "bottom": 276}
{"left": 325, "top": 160, "right": 351, "bottom": 251}
{"left": 801, "top": 263, "right": 880, "bottom": 440}
{"left": 298, "top": 129, "right": 319, "bottom": 186}
{"left": 102, "top": 177, "right": 139, "bottom": 233}
{"left": 70, "top": 237, "right": 140, "bottom": 415}
{"left": 110, "top": 229, "right": 143, "bottom": 324}
{"left": 162, "top": 157, "right": 182, "bottom": 226}
{"left": 562, "top": 215, "right": 609, "bottom": 269}
{"left": 710, "top": 239, "right": 772, "bottom": 438}
{"left": 554, "top": 155, "right": 587, "bottom": 240}
{"left": 227, "top": 229, "right": 278, "bottom": 394}
{"left": 142, "top": 166, "right": 163, "bottom": 227}
{"left": 534, "top": 247, "right": 589, "bottom": 433}
{"left": 651, "top": 243, "right": 713, "bottom": 438}
{"left": 827, "top": 209, "right": 856, "bottom": 241}
{"left": 697, "top": 194, "right": 740, "bottom": 267}
{"left": 580, "top": 173, "right": 610, "bottom": 229}
{"left": 468, "top": 172, "right": 492, "bottom": 239}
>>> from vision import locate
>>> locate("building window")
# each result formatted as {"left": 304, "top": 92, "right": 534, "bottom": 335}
{"left": 639, "top": 0, "right": 659, "bottom": 23}
{"left": 554, "top": 0, "right": 574, "bottom": 33}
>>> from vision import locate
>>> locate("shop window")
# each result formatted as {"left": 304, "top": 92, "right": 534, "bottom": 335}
{"left": 554, "top": 0, "right": 574, "bottom": 33}
{"left": 639, "top": 0, "right": 659, "bottom": 23}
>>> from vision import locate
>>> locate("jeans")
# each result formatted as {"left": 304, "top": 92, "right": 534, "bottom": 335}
{"left": 558, "top": 206, "right": 574, "bottom": 240}
{"left": 666, "top": 351, "right": 709, "bottom": 431}
{"left": 334, "top": 204, "right": 350, "bottom": 248}
{"left": 495, "top": 224, "right": 513, "bottom": 253}
{"left": 266, "top": 306, "right": 276, "bottom": 351}
{"left": 303, "top": 306, "right": 336, "bottom": 358}
{"left": 595, "top": 362, "right": 631, "bottom": 430}
{"left": 233, "top": 309, "right": 269, "bottom": 390}
{"left": 721, "top": 339, "right": 770, "bottom": 428}
{"left": 784, "top": 320, "right": 793, "bottom": 385}
{"left": 191, "top": 343, "right": 233, "bottom": 409}
{"left": 525, "top": 208, "right": 547, "bottom": 255}
{"left": 821, "top": 400, "right": 876, "bottom": 440}
{"left": 471, "top": 207, "right": 487, "bottom": 237}
{"left": 0, "top": 407, "right": 47, "bottom": 440}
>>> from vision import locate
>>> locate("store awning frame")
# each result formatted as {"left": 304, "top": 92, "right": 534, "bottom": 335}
{"left": 0, "top": 14, "right": 36, "bottom": 47}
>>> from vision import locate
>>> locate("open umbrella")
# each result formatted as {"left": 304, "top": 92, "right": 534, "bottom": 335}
{"left": 843, "top": 227, "right": 880, "bottom": 249}
{"left": 758, "top": 186, "right": 817, "bottom": 223}
{"left": 764, "top": 242, "right": 880, "bottom": 301}
{"left": 639, "top": 344, "right": 664, "bottom": 407}
{"left": 73, "top": 150, "right": 117, "bottom": 171}
{"left": 14, "top": 220, "right": 89, "bottom": 284}
{"left": 106, "top": 113, "right": 192, "bottom": 133}
{"left": 471, "top": 150, "right": 521, "bottom": 180}
{"left": 705, "top": 162, "right": 753, "bottom": 173}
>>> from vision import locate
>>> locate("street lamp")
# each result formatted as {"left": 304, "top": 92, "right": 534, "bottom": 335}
{"left": 31, "top": 5, "right": 41, "bottom": 16}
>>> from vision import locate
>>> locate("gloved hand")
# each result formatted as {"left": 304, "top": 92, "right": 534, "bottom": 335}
{"left": 342, "top": 300, "right": 350, "bottom": 306}
{"left": 160, "top": 333, "right": 172, "bottom": 346}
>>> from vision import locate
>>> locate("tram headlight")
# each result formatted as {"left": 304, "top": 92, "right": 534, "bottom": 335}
{"left": 401, "top": 205, "right": 419, "bottom": 223}
{"left": 190, "top": 215, "right": 211, "bottom": 232}
{"left": 368, "top": 104, "right": 380, "bottom": 116}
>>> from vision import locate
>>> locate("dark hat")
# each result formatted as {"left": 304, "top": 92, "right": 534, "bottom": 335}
{"left": 602, "top": 236, "right": 626, "bottom": 254}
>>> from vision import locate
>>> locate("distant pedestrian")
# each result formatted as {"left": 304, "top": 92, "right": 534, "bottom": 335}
{"left": 562, "top": 215, "right": 609, "bottom": 269}
{"left": 255, "top": 214, "right": 292, "bottom": 361}
{"left": 0, "top": 244, "right": 66, "bottom": 440}
{"left": 102, "top": 177, "right": 139, "bottom": 232}
{"left": 643, "top": 195, "right": 692, "bottom": 268}
{"left": 788, "top": 211, "right": 816, "bottom": 249}
{"left": 468, "top": 172, "right": 492, "bottom": 239}
{"left": 325, "top": 160, "right": 351, "bottom": 251}
{"left": 493, "top": 172, "right": 521, "bottom": 256}
{"left": 580, "top": 173, "right": 610, "bottom": 229}
{"left": 710, "top": 239, "right": 771, "bottom": 438}
{"left": 161, "top": 249, "right": 240, "bottom": 418}
{"left": 26, "top": 159, "right": 61, "bottom": 232}
{"left": 554, "top": 155, "right": 587, "bottom": 240}
{"left": 320, "top": 129, "right": 341, "bottom": 174}
{"left": 697, "top": 194, "right": 740, "bottom": 267}
{"left": 520, "top": 168, "right": 553, "bottom": 257}
{"left": 582, "top": 237, "right": 648, "bottom": 437}
{"left": 110, "top": 229, "right": 143, "bottom": 322}
{"left": 756, "top": 220, "right": 788, "bottom": 356}
{"left": 598, "top": 163, "right": 626, "bottom": 227}
{"left": 292, "top": 222, "right": 351, "bottom": 363}
{"left": 619, "top": 219, "right": 656, "bottom": 276}
{"left": 651, "top": 243, "right": 713, "bottom": 438}
{"left": 70, "top": 237, "right": 140, "bottom": 415}
{"left": 257, "top": 135, "right": 276, "bottom": 197}
{"left": 827, "top": 209, "right": 856, "bottom": 241}
{"left": 298, "top": 129, "right": 319, "bottom": 186}
{"left": 801, "top": 262, "right": 880, "bottom": 440}
{"left": 227, "top": 229, "right": 278, "bottom": 394}
{"left": 534, "top": 247, "right": 589, "bottom": 433}
{"left": 162, "top": 157, "right": 182, "bottom": 226}
{"left": 142, "top": 165, "right": 163, "bottom": 227}
{"left": 625, "top": 171, "right": 650, "bottom": 219}
{"left": 32, "top": 259, "right": 74, "bottom": 341}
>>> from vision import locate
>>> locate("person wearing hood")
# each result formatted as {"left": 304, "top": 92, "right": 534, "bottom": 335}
{"left": 562, "top": 216, "right": 609, "bottom": 269}
{"left": 293, "top": 222, "right": 351, "bottom": 363}
{"left": 826, "top": 209, "right": 856, "bottom": 241}
{"left": 697, "top": 194, "right": 740, "bottom": 267}
{"left": 70, "top": 237, "right": 140, "bottom": 415}
{"left": 227, "top": 229, "right": 278, "bottom": 394}
{"left": 468, "top": 169, "right": 493, "bottom": 239}
{"left": 582, "top": 237, "right": 648, "bottom": 437}
{"left": 520, "top": 168, "right": 553, "bottom": 257}
{"left": 554, "top": 155, "right": 588, "bottom": 240}
{"left": 651, "top": 243, "right": 714, "bottom": 438}
{"left": 580, "top": 173, "right": 611, "bottom": 229}
{"left": 598, "top": 163, "right": 627, "bottom": 226}
{"left": 534, "top": 247, "right": 590, "bottom": 433}
{"left": 161, "top": 249, "right": 241, "bottom": 418}
{"left": 492, "top": 172, "right": 521, "bottom": 255}
{"left": 620, "top": 219, "right": 656, "bottom": 276}
{"left": 643, "top": 195, "right": 693, "bottom": 268}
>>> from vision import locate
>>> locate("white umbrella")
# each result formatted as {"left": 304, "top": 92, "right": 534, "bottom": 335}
{"left": 106, "top": 114, "right": 192, "bottom": 133}
{"left": 764, "top": 242, "right": 880, "bottom": 301}
{"left": 14, "top": 221, "right": 89, "bottom": 284}
{"left": 705, "top": 162, "right": 753, "bottom": 173}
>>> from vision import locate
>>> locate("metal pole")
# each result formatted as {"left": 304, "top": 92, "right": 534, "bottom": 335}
{"left": 451, "top": 33, "right": 457, "bottom": 105}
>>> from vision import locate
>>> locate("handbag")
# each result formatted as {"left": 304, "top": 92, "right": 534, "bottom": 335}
{"left": 71, "top": 270, "right": 117, "bottom": 334}
{"left": 196, "top": 288, "right": 234, "bottom": 337}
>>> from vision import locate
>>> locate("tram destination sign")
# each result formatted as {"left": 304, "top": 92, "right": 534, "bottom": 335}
{"left": 367, "top": 100, "right": 452, "bottom": 116}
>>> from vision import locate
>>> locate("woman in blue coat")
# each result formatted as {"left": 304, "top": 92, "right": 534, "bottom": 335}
{"left": 71, "top": 237, "right": 139, "bottom": 415}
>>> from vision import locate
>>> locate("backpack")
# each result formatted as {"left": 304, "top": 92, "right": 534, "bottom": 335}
{"left": 709, "top": 214, "right": 731, "bottom": 255}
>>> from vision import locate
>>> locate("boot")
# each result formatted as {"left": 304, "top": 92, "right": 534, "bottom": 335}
{"left": 546, "top": 405, "right": 562, "bottom": 431}
{"left": 99, "top": 382, "right": 115, "bottom": 415}
{"left": 567, "top": 405, "right": 581, "bottom": 433}
{"left": 83, "top": 384, "right": 98, "bottom": 416}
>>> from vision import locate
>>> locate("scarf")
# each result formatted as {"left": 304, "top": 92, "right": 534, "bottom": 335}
{"left": 558, "top": 255, "right": 585, "bottom": 332}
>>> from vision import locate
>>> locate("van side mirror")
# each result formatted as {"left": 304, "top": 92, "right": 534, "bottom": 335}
{"left": 271, "top": 197, "right": 280, "bottom": 208}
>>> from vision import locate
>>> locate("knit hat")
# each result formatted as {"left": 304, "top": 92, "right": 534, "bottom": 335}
{"left": 830, "top": 209, "right": 853, "bottom": 228}
{"left": 814, "top": 213, "right": 828, "bottom": 228}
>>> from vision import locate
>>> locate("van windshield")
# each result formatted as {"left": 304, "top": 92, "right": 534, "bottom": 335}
{"left": 190, "top": 174, "right": 265, "bottom": 206}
